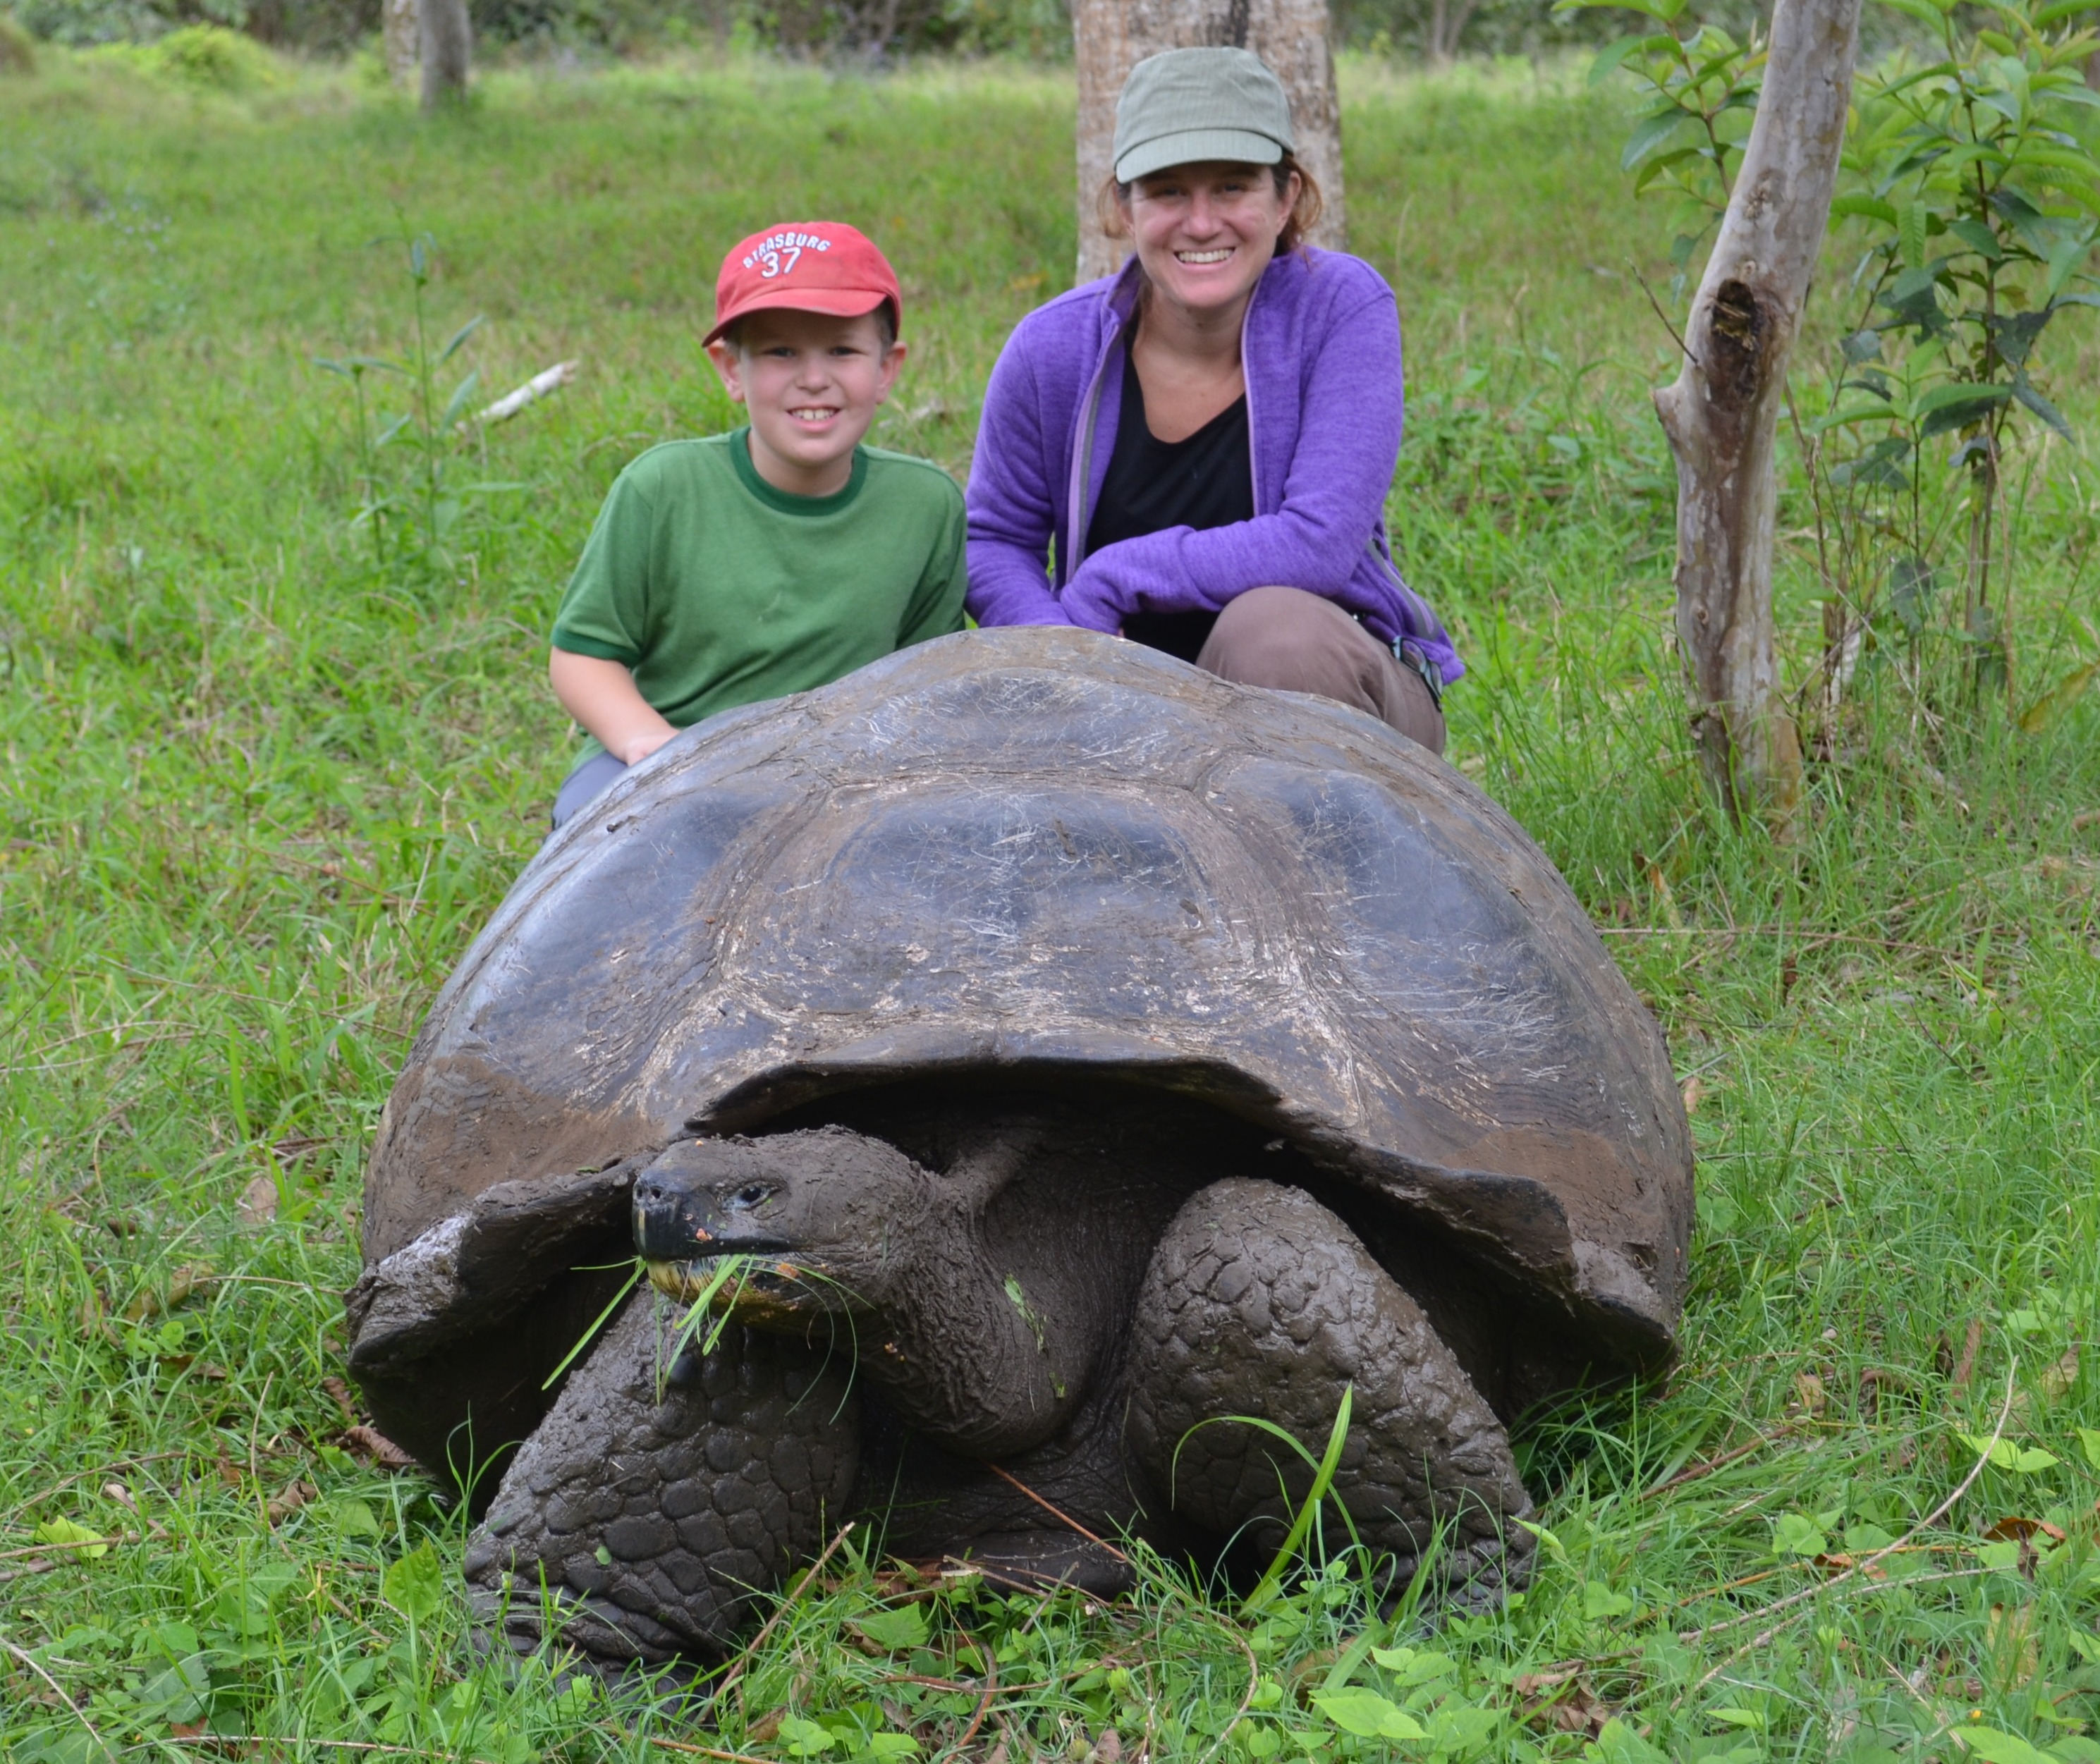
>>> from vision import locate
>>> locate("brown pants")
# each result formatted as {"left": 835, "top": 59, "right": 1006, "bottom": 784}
{"left": 1195, "top": 586, "right": 1446, "bottom": 754}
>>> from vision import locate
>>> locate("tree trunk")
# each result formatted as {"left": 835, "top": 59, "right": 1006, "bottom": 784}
{"left": 1652, "top": 0, "right": 1860, "bottom": 833}
{"left": 419, "top": 0, "right": 472, "bottom": 112}
{"left": 1072, "top": 0, "right": 1345, "bottom": 286}
{"left": 383, "top": 0, "right": 419, "bottom": 92}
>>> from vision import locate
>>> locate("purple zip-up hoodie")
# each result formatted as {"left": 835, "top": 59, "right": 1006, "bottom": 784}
{"left": 965, "top": 247, "right": 1463, "bottom": 685}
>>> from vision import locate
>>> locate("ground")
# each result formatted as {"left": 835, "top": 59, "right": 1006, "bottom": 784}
{"left": 4, "top": 42, "right": 2100, "bottom": 1764}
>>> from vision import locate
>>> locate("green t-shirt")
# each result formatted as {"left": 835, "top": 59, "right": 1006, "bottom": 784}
{"left": 550, "top": 429, "right": 968, "bottom": 761}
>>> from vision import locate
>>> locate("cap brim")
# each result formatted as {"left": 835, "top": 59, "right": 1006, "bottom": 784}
{"left": 1113, "top": 128, "right": 1286, "bottom": 185}
{"left": 704, "top": 286, "right": 892, "bottom": 346}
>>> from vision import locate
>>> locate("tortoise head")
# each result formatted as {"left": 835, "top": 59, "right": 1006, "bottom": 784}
{"left": 633, "top": 1127, "right": 936, "bottom": 1323}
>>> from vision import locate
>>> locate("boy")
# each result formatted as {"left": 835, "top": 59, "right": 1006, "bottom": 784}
{"left": 547, "top": 221, "right": 967, "bottom": 827}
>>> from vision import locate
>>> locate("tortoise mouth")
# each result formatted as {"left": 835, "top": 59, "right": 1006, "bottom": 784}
{"left": 645, "top": 1254, "right": 816, "bottom": 1306}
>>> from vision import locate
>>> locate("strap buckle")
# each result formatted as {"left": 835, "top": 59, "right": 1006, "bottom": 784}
{"left": 1394, "top": 638, "right": 1445, "bottom": 711}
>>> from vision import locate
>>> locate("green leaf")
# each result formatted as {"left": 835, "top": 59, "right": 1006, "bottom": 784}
{"left": 439, "top": 369, "right": 483, "bottom": 431}
{"left": 2010, "top": 376, "right": 2075, "bottom": 442}
{"left": 2018, "top": 659, "right": 2099, "bottom": 733}
{"left": 1833, "top": 194, "right": 1900, "bottom": 225}
{"left": 851, "top": 1605, "right": 931, "bottom": 1651}
{"left": 1591, "top": 1716, "right": 1671, "bottom": 1763}
{"left": 1920, "top": 386, "right": 2013, "bottom": 437}
{"left": 2044, "top": 234, "right": 2091, "bottom": 300}
{"left": 1517, "top": 1518, "right": 1567, "bottom": 1559}
{"left": 1369, "top": 1645, "right": 1456, "bottom": 1684}
{"left": 2079, "top": 1426, "right": 2100, "bottom": 1469}
{"left": 330, "top": 1497, "right": 381, "bottom": 1539}
{"left": 1773, "top": 1512, "right": 1829, "bottom": 1555}
{"left": 33, "top": 1517, "right": 109, "bottom": 1560}
{"left": 1585, "top": 1580, "right": 1636, "bottom": 1619}
{"left": 862, "top": 1738, "right": 918, "bottom": 1760}
{"left": 1958, "top": 1431, "right": 2061, "bottom": 1472}
{"left": 777, "top": 1715, "right": 840, "bottom": 1756}
{"left": 1311, "top": 1689, "right": 1425, "bottom": 1741}
{"left": 1235, "top": 1383, "right": 1356, "bottom": 1612}
{"left": 1712, "top": 1708, "right": 1765, "bottom": 1728}
{"left": 1623, "top": 108, "right": 1697, "bottom": 172}
{"left": 1951, "top": 1728, "right": 2056, "bottom": 1764}
{"left": 1946, "top": 216, "right": 2003, "bottom": 259}
{"left": 1589, "top": 35, "right": 1654, "bottom": 86}
{"left": 381, "top": 1541, "right": 444, "bottom": 1623}
{"left": 1900, "top": 200, "right": 1930, "bottom": 269}
{"left": 439, "top": 314, "right": 487, "bottom": 362}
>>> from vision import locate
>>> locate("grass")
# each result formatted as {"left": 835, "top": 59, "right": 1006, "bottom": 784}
{"left": 4, "top": 37, "right": 2100, "bottom": 1764}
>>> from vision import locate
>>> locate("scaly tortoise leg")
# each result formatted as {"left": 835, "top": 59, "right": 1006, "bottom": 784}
{"left": 463, "top": 1294, "right": 860, "bottom": 1669}
{"left": 1127, "top": 1177, "right": 1534, "bottom": 1604}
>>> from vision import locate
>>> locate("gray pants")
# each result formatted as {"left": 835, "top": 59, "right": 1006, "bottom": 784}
{"left": 1195, "top": 586, "right": 1446, "bottom": 754}
{"left": 551, "top": 750, "right": 629, "bottom": 830}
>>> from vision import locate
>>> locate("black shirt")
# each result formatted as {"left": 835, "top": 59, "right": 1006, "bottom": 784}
{"left": 1082, "top": 336, "right": 1254, "bottom": 663}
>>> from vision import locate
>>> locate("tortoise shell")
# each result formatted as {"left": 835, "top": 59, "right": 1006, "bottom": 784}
{"left": 359, "top": 627, "right": 1693, "bottom": 1470}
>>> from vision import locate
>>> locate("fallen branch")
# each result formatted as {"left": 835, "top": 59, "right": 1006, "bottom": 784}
{"left": 717, "top": 1520, "right": 856, "bottom": 1716}
{"left": 984, "top": 1462, "right": 1131, "bottom": 1564}
{"left": 1642, "top": 1424, "right": 1799, "bottom": 1500}
{"left": 1, "top": 1635, "right": 105, "bottom": 1753}
{"left": 472, "top": 360, "right": 578, "bottom": 427}
{"left": 596, "top": 1732, "right": 775, "bottom": 1764}
{"left": 1678, "top": 1371, "right": 2017, "bottom": 1696}
{"left": 951, "top": 1622, "right": 999, "bottom": 1753}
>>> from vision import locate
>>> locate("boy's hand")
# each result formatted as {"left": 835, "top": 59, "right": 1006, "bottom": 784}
{"left": 618, "top": 728, "right": 676, "bottom": 766}
{"left": 551, "top": 648, "right": 678, "bottom": 768}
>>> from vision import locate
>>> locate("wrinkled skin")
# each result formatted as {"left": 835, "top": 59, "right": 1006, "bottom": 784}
{"left": 348, "top": 632, "right": 1697, "bottom": 1674}
{"left": 451, "top": 1091, "right": 1534, "bottom": 1667}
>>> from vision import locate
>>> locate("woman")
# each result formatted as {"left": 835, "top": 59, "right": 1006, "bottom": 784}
{"left": 966, "top": 47, "right": 1459, "bottom": 751}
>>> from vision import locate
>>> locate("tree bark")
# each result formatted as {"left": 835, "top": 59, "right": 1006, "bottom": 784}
{"left": 419, "top": 0, "right": 472, "bottom": 112}
{"left": 1072, "top": 0, "right": 1345, "bottom": 286}
{"left": 1652, "top": 0, "right": 1860, "bottom": 833}
{"left": 383, "top": 0, "right": 419, "bottom": 92}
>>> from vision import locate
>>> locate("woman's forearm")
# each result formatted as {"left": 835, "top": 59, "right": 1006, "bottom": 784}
{"left": 549, "top": 649, "right": 677, "bottom": 765}
{"left": 963, "top": 541, "right": 1076, "bottom": 627}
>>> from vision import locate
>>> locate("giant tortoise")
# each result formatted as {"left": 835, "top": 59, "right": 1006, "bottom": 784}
{"left": 345, "top": 626, "right": 1693, "bottom": 1672}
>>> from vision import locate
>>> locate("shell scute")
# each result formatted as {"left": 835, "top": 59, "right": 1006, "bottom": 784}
{"left": 365, "top": 627, "right": 1693, "bottom": 1396}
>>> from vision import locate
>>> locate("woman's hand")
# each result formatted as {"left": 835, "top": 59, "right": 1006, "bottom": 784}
{"left": 550, "top": 648, "right": 678, "bottom": 766}
{"left": 1058, "top": 561, "right": 1134, "bottom": 635}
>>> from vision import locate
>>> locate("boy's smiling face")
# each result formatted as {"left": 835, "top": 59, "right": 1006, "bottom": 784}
{"left": 707, "top": 307, "right": 905, "bottom": 498}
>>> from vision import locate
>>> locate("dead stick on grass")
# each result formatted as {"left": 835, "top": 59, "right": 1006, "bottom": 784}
{"left": 1642, "top": 1423, "right": 1799, "bottom": 1499}
{"left": 984, "top": 1462, "right": 1130, "bottom": 1563}
{"left": 1, "top": 1634, "right": 105, "bottom": 1753}
{"left": 1952, "top": 1316, "right": 1983, "bottom": 1393}
{"left": 597, "top": 1729, "right": 778, "bottom": 1764}
{"left": 950, "top": 1621, "right": 999, "bottom": 1756}
{"left": 1678, "top": 1371, "right": 2017, "bottom": 1698}
{"left": 716, "top": 1519, "right": 855, "bottom": 1717}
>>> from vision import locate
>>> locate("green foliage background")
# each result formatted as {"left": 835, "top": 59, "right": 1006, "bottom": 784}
{"left": 4, "top": 44, "right": 2100, "bottom": 1764}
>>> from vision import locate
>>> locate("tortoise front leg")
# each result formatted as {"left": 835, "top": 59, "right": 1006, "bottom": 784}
{"left": 464, "top": 1294, "right": 860, "bottom": 1670}
{"left": 1127, "top": 1178, "right": 1534, "bottom": 1605}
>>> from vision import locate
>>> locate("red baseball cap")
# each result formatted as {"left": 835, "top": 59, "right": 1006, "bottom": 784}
{"left": 705, "top": 221, "right": 902, "bottom": 346}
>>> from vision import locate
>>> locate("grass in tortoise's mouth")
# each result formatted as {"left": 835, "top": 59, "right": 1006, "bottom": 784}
{"left": 645, "top": 1251, "right": 811, "bottom": 1304}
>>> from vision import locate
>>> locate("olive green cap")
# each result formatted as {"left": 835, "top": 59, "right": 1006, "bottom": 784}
{"left": 1112, "top": 47, "right": 1295, "bottom": 185}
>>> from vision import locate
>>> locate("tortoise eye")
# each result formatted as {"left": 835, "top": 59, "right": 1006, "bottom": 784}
{"left": 732, "top": 1184, "right": 771, "bottom": 1209}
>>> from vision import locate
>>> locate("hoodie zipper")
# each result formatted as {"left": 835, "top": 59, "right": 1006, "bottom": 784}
{"left": 1064, "top": 262, "right": 1266, "bottom": 587}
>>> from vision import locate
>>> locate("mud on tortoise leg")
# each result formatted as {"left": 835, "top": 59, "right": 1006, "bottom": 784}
{"left": 1127, "top": 1177, "right": 1534, "bottom": 1605}
{"left": 464, "top": 1295, "right": 860, "bottom": 1669}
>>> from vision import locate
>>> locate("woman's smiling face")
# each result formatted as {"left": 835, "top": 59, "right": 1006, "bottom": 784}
{"left": 1125, "top": 159, "right": 1300, "bottom": 319}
